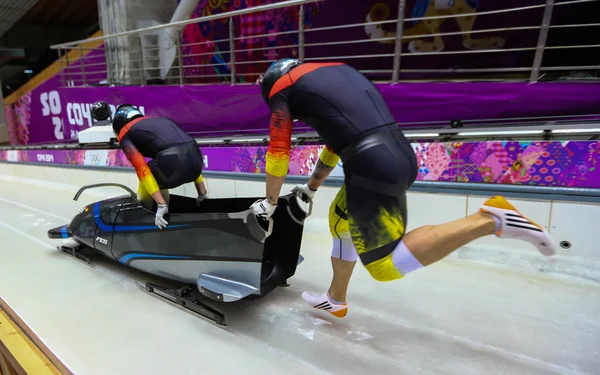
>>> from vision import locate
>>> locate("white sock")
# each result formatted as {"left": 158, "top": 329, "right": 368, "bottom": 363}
{"left": 391, "top": 240, "right": 423, "bottom": 275}
{"left": 331, "top": 236, "right": 358, "bottom": 262}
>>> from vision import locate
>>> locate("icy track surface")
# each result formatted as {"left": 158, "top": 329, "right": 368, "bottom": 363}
{"left": 1, "top": 178, "right": 599, "bottom": 375}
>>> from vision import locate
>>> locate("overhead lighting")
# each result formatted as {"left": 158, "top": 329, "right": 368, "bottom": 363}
{"left": 457, "top": 130, "right": 544, "bottom": 136}
{"left": 404, "top": 133, "right": 439, "bottom": 138}
{"left": 552, "top": 128, "right": 600, "bottom": 134}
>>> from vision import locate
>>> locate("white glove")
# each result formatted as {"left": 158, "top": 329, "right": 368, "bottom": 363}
{"left": 250, "top": 198, "right": 277, "bottom": 220}
{"left": 292, "top": 183, "right": 316, "bottom": 202}
{"left": 155, "top": 203, "right": 169, "bottom": 230}
{"left": 196, "top": 193, "right": 208, "bottom": 206}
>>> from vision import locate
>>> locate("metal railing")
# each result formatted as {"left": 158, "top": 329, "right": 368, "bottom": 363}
{"left": 50, "top": 0, "right": 600, "bottom": 87}
{"left": 2, "top": 113, "right": 599, "bottom": 152}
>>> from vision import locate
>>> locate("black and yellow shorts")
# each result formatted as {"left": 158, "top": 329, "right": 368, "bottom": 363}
{"left": 328, "top": 125, "right": 417, "bottom": 282}
{"left": 138, "top": 141, "right": 204, "bottom": 203}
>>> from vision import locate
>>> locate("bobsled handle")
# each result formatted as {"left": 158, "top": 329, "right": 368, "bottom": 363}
{"left": 264, "top": 217, "right": 274, "bottom": 239}
{"left": 230, "top": 209, "right": 274, "bottom": 243}
{"left": 283, "top": 191, "right": 313, "bottom": 226}
{"left": 73, "top": 183, "right": 137, "bottom": 201}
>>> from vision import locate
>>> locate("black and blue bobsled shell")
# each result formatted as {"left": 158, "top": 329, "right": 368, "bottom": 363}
{"left": 48, "top": 183, "right": 311, "bottom": 302}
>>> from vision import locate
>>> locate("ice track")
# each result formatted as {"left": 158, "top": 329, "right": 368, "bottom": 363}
{"left": 1, "top": 178, "right": 599, "bottom": 375}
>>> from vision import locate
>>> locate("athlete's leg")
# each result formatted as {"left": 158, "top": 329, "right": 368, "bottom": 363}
{"left": 402, "top": 195, "right": 555, "bottom": 268}
{"left": 326, "top": 185, "right": 358, "bottom": 302}
{"left": 329, "top": 243, "right": 357, "bottom": 303}
{"left": 301, "top": 185, "right": 358, "bottom": 318}
{"left": 401, "top": 214, "right": 495, "bottom": 267}
{"left": 352, "top": 192, "right": 556, "bottom": 282}
{"left": 345, "top": 153, "right": 556, "bottom": 282}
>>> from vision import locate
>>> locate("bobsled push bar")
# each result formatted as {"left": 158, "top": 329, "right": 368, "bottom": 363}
{"left": 48, "top": 184, "right": 136, "bottom": 241}
{"left": 73, "top": 183, "right": 137, "bottom": 201}
{"left": 49, "top": 183, "right": 139, "bottom": 265}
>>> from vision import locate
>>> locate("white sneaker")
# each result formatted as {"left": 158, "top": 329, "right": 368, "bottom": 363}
{"left": 480, "top": 196, "right": 557, "bottom": 256}
{"left": 301, "top": 291, "right": 348, "bottom": 318}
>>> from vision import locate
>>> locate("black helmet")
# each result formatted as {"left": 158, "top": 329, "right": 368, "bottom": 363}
{"left": 91, "top": 101, "right": 111, "bottom": 121}
{"left": 259, "top": 58, "right": 302, "bottom": 102}
{"left": 112, "top": 104, "right": 144, "bottom": 134}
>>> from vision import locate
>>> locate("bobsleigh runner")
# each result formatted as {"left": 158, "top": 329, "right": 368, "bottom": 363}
{"left": 48, "top": 183, "right": 312, "bottom": 326}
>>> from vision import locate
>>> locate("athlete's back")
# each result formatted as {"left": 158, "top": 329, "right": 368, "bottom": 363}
{"left": 284, "top": 63, "right": 397, "bottom": 153}
{"left": 124, "top": 117, "right": 195, "bottom": 158}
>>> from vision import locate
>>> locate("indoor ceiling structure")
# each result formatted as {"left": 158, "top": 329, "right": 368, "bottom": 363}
{"left": 0, "top": 0, "right": 99, "bottom": 95}
{"left": 18, "top": 0, "right": 99, "bottom": 27}
{"left": 0, "top": 0, "right": 39, "bottom": 39}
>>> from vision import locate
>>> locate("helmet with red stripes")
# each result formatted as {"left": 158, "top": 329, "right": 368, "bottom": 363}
{"left": 258, "top": 58, "right": 301, "bottom": 103}
{"left": 112, "top": 104, "right": 144, "bottom": 135}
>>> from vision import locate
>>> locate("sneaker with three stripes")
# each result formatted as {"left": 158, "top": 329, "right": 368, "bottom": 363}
{"left": 479, "top": 196, "right": 557, "bottom": 256}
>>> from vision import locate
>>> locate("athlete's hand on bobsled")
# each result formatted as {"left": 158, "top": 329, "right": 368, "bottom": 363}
{"left": 250, "top": 198, "right": 276, "bottom": 220}
{"left": 155, "top": 203, "right": 169, "bottom": 230}
{"left": 196, "top": 193, "right": 208, "bottom": 206}
{"left": 292, "top": 183, "right": 316, "bottom": 202}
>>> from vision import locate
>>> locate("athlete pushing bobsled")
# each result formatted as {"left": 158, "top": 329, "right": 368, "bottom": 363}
{"left": 92, "top": 102, "right": 208, "bottom": 229}
{"left": 249, "top": 59, "right": 558, "bottom": 318}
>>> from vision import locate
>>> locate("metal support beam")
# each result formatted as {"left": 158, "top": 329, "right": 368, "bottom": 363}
{"left": 78, "top": 46, "right": 86, "bottom": 85}
{"left": 65, "top": 53, "right": 71, "bottom": 86}
{"left": 58, "top": 49, "right": 65, "bottom": 87}
{"left": 391, "top": 0, "right": 406, "bottom": 83}
{"left": 298, "top": 4, "right": 305, "bottom": 62}
{"left": 137, "top": 37, "right": 146, "bottom": 85}
{"left": 529, "top": 0, "right": 555, "bottom": 83}
{"left": 176, "top": 27, "right": 184, "bottom": 85}
{"left": 229, "top": 17, "right": 236, "bottom": 84}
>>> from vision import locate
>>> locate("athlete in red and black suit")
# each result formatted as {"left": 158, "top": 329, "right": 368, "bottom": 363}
{"left": 249, "top": 59, "right": 557, "bottom": 319}
{"left": 97, "top": 102, "right": 208, "bottom": 229}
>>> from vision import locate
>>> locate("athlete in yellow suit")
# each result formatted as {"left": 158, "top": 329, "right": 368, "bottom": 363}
{"left": 249, "top": 59, "right": 558, "bottom": 318}
{"left": 103, "top": 103, "right": 208, "bottom": 229}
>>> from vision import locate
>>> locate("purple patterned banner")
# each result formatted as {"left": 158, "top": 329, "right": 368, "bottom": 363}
{"left": 6, "top": 81, "right": 600, "bottom": 147}
{"left": 2, "top": 140, "right": 599, "bottom": 188}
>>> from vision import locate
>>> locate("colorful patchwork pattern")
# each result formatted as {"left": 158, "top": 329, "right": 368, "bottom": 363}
{"left": 1, "top": 141, "right": 599, "bottom": 188}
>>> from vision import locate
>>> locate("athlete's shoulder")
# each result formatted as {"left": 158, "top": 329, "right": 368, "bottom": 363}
{"left": 288, "top": 62, "right": 345, "bottom": 80}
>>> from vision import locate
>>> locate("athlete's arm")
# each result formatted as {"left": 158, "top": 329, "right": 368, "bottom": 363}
{"left": 265, "top": 98, "right": 294, "bottom": 205}
{"left": 307, "top": 146, "right": 339, "bottom": 191}
{"left": 194, "top": 174, "right": 207, "bottom": 196}
{"left": 120, "top": 135, "right": 166, "bottom": 205}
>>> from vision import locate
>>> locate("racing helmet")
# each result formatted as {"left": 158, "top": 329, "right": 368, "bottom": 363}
{"left": 258, "top": 58, "right": 302, "bottom": 103}
{"left": 112, "top": 104, "right": 144, "bottom": 135}
{"left": 91, "top": 101, "right": 111, "bottom": 121}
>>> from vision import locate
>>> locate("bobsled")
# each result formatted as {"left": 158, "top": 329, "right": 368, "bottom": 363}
{"left": 48, "top": 183, "right": 312, "bottom": 325}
